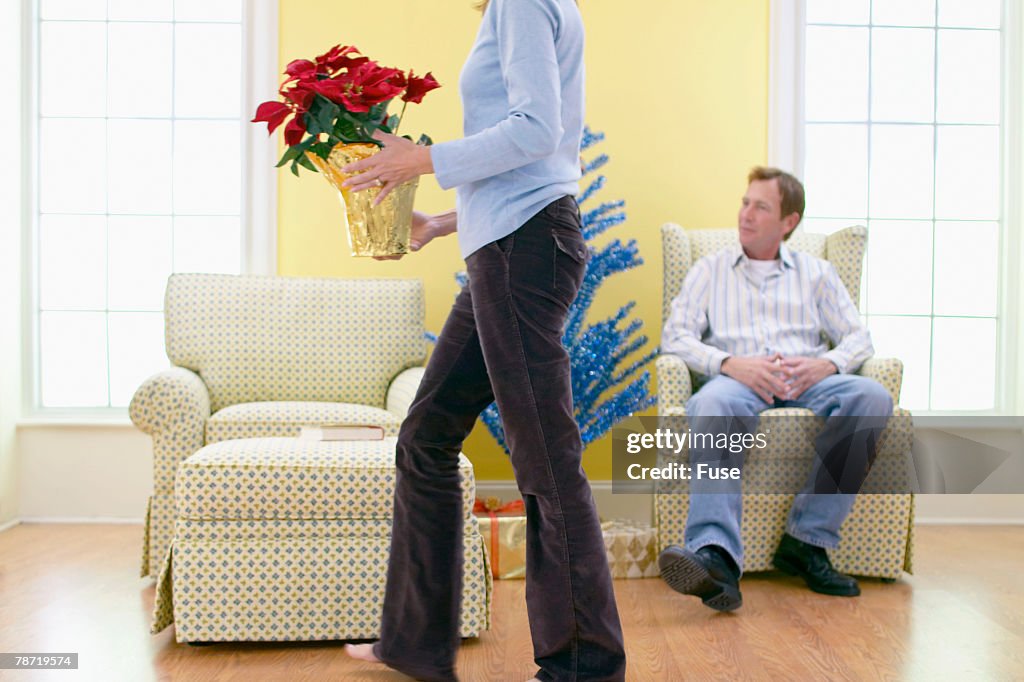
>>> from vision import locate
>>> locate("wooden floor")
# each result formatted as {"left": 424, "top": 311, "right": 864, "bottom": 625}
{"left": 1, "top": 525, "right": 1022, "bottom": 681}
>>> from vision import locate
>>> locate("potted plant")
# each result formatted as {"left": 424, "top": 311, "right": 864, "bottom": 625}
{"left": 252, "top": 44, "right": 440, "bottom": 256}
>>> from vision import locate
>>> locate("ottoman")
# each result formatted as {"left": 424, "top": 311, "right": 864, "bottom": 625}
{"left": 150, "top": 437, "right": 492, "bottom": 642}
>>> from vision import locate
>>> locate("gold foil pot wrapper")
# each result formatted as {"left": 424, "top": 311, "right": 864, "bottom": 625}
{"left": 306, "top": 142, "right": 418, "bottom": 257}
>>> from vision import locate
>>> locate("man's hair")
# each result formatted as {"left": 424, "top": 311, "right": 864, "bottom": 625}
{"left": 748, "top": 166, "right": 805, "bottom": 240}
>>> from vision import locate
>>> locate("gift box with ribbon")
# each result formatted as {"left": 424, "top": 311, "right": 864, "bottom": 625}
{"left": 601, "top": 519, "right": 661, "bottom": 579}
{"left": 474, "top": 497, "right": 527, "bottom": 580}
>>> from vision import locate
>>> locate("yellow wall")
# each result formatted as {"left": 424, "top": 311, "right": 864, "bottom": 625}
{"left": 277, "top": 0, "right": 770, "bottom": 480}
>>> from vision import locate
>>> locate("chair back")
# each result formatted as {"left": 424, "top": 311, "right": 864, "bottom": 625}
{"left": 164, "top": 274, "right": 426, "bottom": 412}
{"left": 660, "top": 225, "right": 867, "bottom": 325}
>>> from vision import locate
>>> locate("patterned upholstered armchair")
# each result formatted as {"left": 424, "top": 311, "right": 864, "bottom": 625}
{"left": 655, "top": 224, "right": 914, "bottom": 579}
{"left": 130, "top": 274, "right": 428, "bottom": 579}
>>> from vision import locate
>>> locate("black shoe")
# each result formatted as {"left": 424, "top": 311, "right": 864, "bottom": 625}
{"left": 772, "top": 533, "right": 861, "bottom": 597}
{"left": 658, "top": 545, "right": 742, "bottom": 611}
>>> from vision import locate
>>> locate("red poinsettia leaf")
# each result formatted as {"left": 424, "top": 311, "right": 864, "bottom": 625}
{"left": 402, "top": 71, "right": 441, "bottom": 104}
{"left": 316, "top": 44, "right": 370, "bottom": 73}
{"left": 283, "top": 82, "right": 316, "bottom": 112}
{"left": 283, "top": 116, "right": 307, "bottom": 146}
{"left": 284, "top": 59, "right": 317, "bottom": 81}
{"left": 251, "top": 100, "right": 292, "bottom": 134}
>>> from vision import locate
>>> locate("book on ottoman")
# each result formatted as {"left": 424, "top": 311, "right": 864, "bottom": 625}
{"left": 601, "top": 519, "right": 660, "bottom": 579}
{"left": 298, "top": 424, "right": 385, "bottom": 441}
{"left": 474, "top": 497, "right": 527, "bottom": 580}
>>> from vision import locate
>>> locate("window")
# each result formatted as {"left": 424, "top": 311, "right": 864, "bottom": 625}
{"left": 28, "top": 0, "right": 275, "bottom": 413}
{"left": 774, "top": 0, "right": 1015, "bottom": 413}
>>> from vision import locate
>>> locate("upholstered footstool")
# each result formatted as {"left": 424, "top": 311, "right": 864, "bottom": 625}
{"left": 150, "top": 437, "right": 492, "bottom": 642}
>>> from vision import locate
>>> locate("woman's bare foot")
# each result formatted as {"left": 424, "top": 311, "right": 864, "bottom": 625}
{"left": 344, "top": 643, "right": 382, "bottom": 663}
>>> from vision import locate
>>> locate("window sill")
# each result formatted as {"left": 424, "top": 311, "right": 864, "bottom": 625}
{"left": 911, "top": 413, "right": 1024, "bottom": 430}
{"left": 17, "top": 412, "right": 134, "bottom": 429}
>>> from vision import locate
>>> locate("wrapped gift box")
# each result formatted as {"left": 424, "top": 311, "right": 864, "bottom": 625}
{"left": 602, "top": 519, "right": 660, "bottom": 579}
{"left": 475, "top": 498, "right": 527, "bottom": 580}
{"left": 475, "top": 500, "right": 661, "bottom": 580}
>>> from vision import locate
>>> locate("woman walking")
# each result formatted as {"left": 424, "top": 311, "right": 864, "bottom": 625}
{"left": 343, "top": 0, "right": 625, "bottom": 679}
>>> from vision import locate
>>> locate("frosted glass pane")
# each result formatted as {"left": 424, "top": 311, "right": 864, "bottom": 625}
{"left": 108, "top": 23, "right": 173, "bottom": 117}
{"left": 173, "top": 121, "right": 241, "bottom": 214}
{"left": 866, "top": 316, "right": 931, "bottom": 410}
{"left": 799, "top": 219, "right": 864, "bottom": 236}
{"left": 40, "top": 312, "right": 109, "bottom": 407}
{"left": 108, "top": 216, "right": 173, "bottom": 311}
{"left": 935, "top": 126, "right": 1000, "bottom": 220}
{"left": 805, "top": 27, "right": 869, "bottom": 121}
{"left": 108, "top": 0, "right": 172, "bottom": 20}
{"left": 175, "top": 0, "right": 242, "bottom": 21}
{"left": 41, "top": 0, "right": 105, "bottom": 20}
{"left": 173, "top": 217, "right": 242, "bottom": 274}
{"left": 931, "top": 317, "right": 996, "bottom": 410}
{"left": 803, "top": 124, "right": 869, "bottom": 217}
{"left": 108, "top": 119, "right": 172, "bottom": 214}
{"left": 108, "top": 313, "right": 168, "bottom": 407}
{"left": 175, "top": 24, "right": 242, "bottom": 117}
{"left": 870, "top": 125, "right": 934, "bottom": 219}
{"left": 937, "top": 30, "right": 1000, "bottom": 124}
{"left": 873, "top": 0, "right": 936, "bottom": 27}
{"left": 806, "top": 0, "right": 869, "bottom": 25}
{"left": 41, "top": 22, "right": 106, "bottom": 117}
{"left": 871, "top": 28, "right": 934, "bottom": 123}
{"left": 39, "top": 215, "right": 107, "bottom": 310}
{"left": 866, "top": 221, "right": 933, "bottom": 315}
{"left": 938, "top": 0, "right": 1001, "bottom": 29}
{"left": 40, "top": 119, "right": 107, "bottom": 214}
{"left": 933, "top": 221, "right": 998, "bottom": 317}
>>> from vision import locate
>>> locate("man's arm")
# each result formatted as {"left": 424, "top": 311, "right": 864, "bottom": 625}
{"left": 661, "top": 259, "right": 731, "bottom": 376}
{"left": 817, "top": 262, "right": 874, "bottom": 374}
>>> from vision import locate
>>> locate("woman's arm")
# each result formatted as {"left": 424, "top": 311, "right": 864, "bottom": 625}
{"left": 372, "top": 209, "right": 457, "bottom": 261}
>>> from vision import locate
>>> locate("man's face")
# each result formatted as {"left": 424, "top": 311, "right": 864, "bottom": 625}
{"left": 737, "top": 178, "right": 798, "bottom": 258}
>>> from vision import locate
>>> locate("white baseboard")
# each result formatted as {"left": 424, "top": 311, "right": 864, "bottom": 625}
{"left": 915, "top": 517, "right": 1024, "bottom": 525}
{"left": 18, "top": 517, "right": 144, "bottom": 525}
{"left": 0, "top": 518, "right": 19, "bottom": 533}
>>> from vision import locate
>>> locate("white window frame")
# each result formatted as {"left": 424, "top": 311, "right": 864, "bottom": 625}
{"left": 19, "top": 0, "right": 279, "bottom": 422}
{"left": 769, "top": 0, "right": 1023, "bottom": 418}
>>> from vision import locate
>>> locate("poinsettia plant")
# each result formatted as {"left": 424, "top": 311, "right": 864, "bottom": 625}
{"left": 252, "top": 44, "right": 440, "bottom": 176}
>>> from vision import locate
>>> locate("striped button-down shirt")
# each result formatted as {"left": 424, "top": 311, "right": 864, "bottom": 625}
{"left": 662, "top": 244, "right": 874, "bottom": 376}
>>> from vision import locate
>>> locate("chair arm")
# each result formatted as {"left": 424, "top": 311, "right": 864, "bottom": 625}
{"left": 656, "top": 354, "right": 693, "bottom": 412}
{"left": 129, "top": 367, "right": 211, "bottom": 436}
{"left": 856, "top": 357, "right": 903, "bottom": 406}
{"left": 386, "top": 366, "right": 426, "bottom": 420}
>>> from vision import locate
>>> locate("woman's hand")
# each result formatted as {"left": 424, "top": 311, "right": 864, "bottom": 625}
{"left": 373, "top": 211, "right": 438, "bottom": 261}
{"left": 342, "top": 130, "right": 434, "bottom": 205}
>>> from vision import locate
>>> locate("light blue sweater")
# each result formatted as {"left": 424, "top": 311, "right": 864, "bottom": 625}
{"left": 429, "top": 0, "right": 585, "bottom": 260}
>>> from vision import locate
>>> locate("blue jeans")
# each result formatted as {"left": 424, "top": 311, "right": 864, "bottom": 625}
{"left": 683, "top": 373, "right": 892, "bottom": 572}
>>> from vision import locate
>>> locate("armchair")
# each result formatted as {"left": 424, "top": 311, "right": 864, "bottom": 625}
{"left": 130, "top": 274, "right": 429, "bottom": 579}
{"left": 655, "top": 225, "right": 914, "bottom": 579}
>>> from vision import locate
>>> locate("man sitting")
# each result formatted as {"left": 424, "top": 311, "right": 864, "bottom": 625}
{"left": 658, "top": 167, "right": 892, "bottom": 611}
